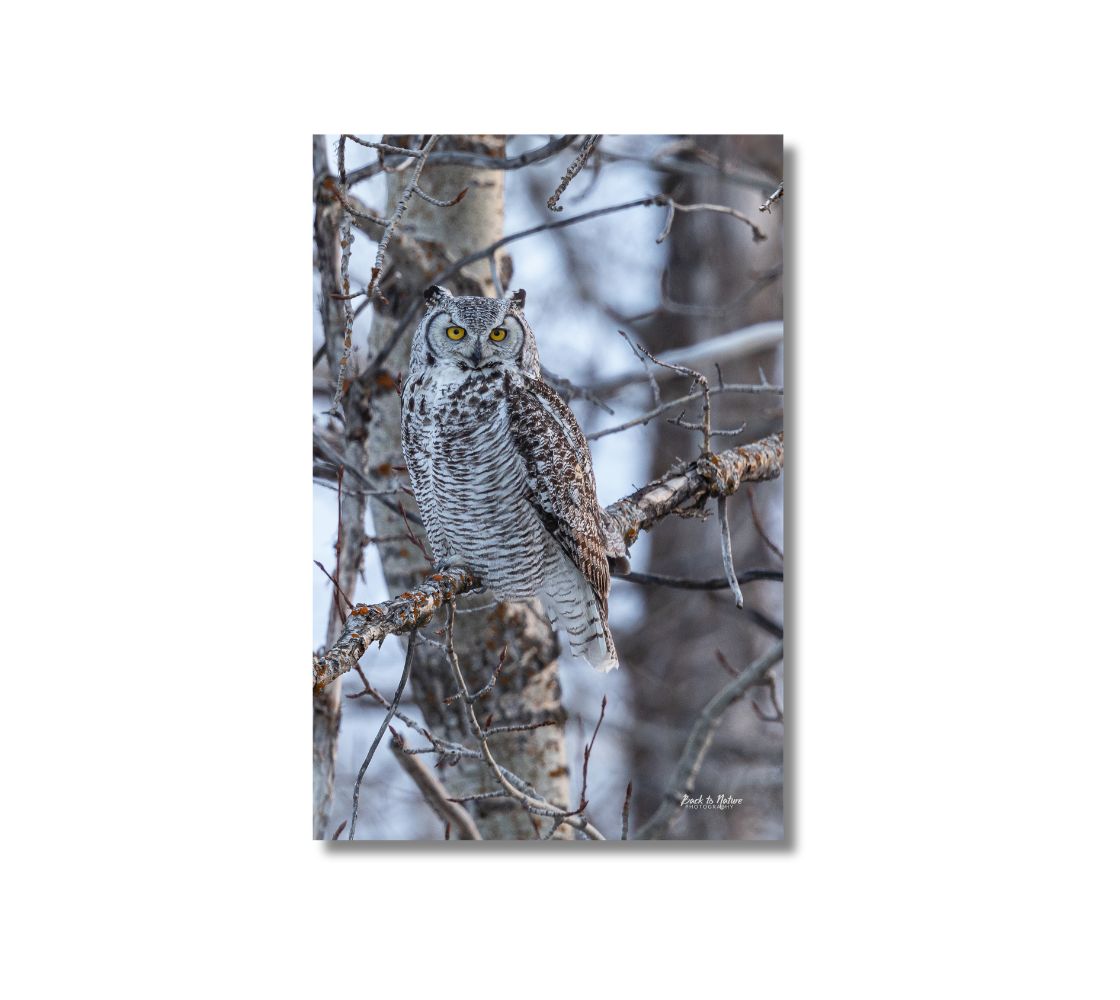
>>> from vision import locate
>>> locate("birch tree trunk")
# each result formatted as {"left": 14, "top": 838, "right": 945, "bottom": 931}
{"left": 353, "top": 135, "right": 573, "bottom": 839}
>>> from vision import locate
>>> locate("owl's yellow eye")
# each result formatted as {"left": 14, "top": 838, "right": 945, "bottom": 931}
{"left": 490, "top": 328, "right": 508, "bottom": 342}
{"left": 446, "top": 326, "right": 466, "bottom": 341}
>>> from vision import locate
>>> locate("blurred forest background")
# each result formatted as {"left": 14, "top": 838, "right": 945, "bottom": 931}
{"left": 312, "top": 134, "right": 784, "bottom": 840}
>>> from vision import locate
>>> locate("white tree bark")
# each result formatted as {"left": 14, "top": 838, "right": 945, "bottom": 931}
{"left": 357, "top": 136, "right": 573, "bottom": 839}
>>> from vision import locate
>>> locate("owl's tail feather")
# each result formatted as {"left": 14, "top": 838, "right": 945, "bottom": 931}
{"left": 540, "top": 571, "right": 619, "bottom": 672}
{"left": 579, "top": 607, "right": 619, "bottom": 673}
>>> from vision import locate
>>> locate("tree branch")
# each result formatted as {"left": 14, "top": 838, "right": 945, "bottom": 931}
{"left": 586, "top": 382, "right": 782, "bottom": 441}
{"left": 603, "top": 432, "right": 784, "bottom": 549}
{"left": 547, "top": 134, "right": 602, "bottom": 212}
{"left": 367, "top": 135, "right": 440, "bottom": 304}
{"left": 344, "top": 134, "right": 579, "bottom": 185}
{"left": 312, "top": 433, "right": 784, "bottom": 691}
{"left": 369, "top": 196, "right": 661, "bottom": 370}
{"left": 389, "top": 735, "right": 483, "bottom": 840}
{"left": 656, "top": 198, "right": 767, "bottom": 244}
{"left": 615, "top": 569, "right": 782, "bottom": 589}
{"left": 441, "top": 603, "right": 605, "bottom": 840}
{"left": 634, "top": 641, "right": 785, "bottom": 840}
{"left": 717, "top": 496, "right": 744, "bottom": 609}
{"left": 584, "top": 321, "right": 784, "bottom": 397}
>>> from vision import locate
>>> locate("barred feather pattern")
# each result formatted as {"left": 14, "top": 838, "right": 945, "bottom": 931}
{"left": 401, "top": 287, "right": 618, "bottom": 672}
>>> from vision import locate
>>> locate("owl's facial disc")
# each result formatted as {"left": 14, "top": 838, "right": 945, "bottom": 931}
{"left": 425, "top": 307, "right": 525, "bottom": 371}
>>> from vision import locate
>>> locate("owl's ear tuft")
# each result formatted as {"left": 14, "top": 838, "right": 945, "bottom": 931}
{"left": 510, "top": 288, "right": 527, "bottom": 309}
{"left": 424, "top": 285, "right": 451, "bottom": 307}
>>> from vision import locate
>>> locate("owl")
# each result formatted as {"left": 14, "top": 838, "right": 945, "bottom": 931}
{"left": 401, "top": 284, "right": 621, "bottom": 672}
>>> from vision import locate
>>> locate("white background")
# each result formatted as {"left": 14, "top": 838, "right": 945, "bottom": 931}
{"left": 3, "top": 3, "right": 1117, "bottom": 998}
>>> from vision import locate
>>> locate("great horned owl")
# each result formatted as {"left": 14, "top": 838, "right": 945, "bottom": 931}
{"left": 401, "top": 284, "right": 621, "bottom": 671}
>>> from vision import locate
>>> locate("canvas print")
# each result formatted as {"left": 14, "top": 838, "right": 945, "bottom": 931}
{"left": 313, "top": 135, "right": 784, "bottom": 840}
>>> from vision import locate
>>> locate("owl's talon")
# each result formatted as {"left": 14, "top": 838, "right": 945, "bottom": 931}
{"left": 434, "top": 554, "right": 473, "bottom": 575}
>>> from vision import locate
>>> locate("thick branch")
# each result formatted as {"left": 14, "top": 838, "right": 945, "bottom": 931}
{"left": 312, "top": 433, "right": 784, "bottom": 691}
{"left": 314, "top": 569, "right": 479, "bottom": 692}
{"left": 603, "top": 432, "right": 784, "bottom": 549}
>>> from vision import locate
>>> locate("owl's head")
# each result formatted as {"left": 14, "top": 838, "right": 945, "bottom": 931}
{"left": 410, "top": 285, "right": 541, "bottom": 379}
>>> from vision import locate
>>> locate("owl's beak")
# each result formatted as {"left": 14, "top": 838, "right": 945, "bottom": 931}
{"left": 468, "top": 341, "right": 483, "bottom": 367}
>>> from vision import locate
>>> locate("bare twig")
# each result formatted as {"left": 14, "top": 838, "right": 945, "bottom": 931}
{"left": 368, "top": 135, "right": 440, "bottom": 305}
{"left": 443, "top": 604, "right": 606, "bottom": 840}
{"left": 426, "top": 135, "right": 578, "bottom": 170}
{"left": 622, "top": 333, "right": 712, "bottom": 455}
{"left": 668, "top": 412, "right": 748, "bottom": 439}
{"left": 746, "top": 484, "right": 784, "bottom": 561}
{"left": 648, "top": 265, "right": 783, "bottom": 321}
{"left": 312, "top": 431, "right": 422, "bottom": 524}
{"left": 314, "top": 433, "right": 784, "bottom": 691}
{"left": 577, "top": 695, "right": 608, "bottom": 812}
{"left": 621, "top": 781, "right": 633, "bottom": 840}
{"left": 370, "top": 196, "right": 663, "bottom": 369}
{"left": 329, "top": 463, "right": 347, "bottom": 623}
{"left": 617, "top": 328, "right": 662, "bottom": 407}
{"left": 597, "top": 143, "right": 778, "bottom": 193}
{"left": 760, "top": 182, "right": 784, "bottom": 214}
{"left": 314, "top": 559, "right": 355, "bottom": 618}
{"left": 635, "top": 642, "right": 784, "bottom": 840}
{"left": 396, "top": 499, "right": 433, "bottom": 565}
{"left": 750, "top": 671, "right": 784, "bottom": 724}
{"left": 388, "top": 732, "right": 482, "bottom": 840}
{"left": 745, "top": 609, "right": 784, "bottom": 640}
{"left": 342, "top": 135, "right": 419, "bottom": 156}
{"left": 446, "top": 790, "right": 509, "bottom": 805}
{"left": 655, "top": 199, "right": 677, "bottom": 244}
{"left": 656, "top": 198, "right": 766, "bottom": 245}
{"left": 488, "top": 253, "right": 505, "bottom": 298}
{"left": 399, "top": 729, "right": 547, "bottom": 799}
{"left": 345, "top": 135, "right": 579, "bottom": 186}
{"left": 483, "top": 719, "right": 558, "bottom": 737}
{"left": 414, "top": 183, "right": 470, "bottom": 208}
{"left": 346, "top": 664, "right": 427, "bottom": 734}
{"left": 547, "top": 134, "right": 602, "bottom": 212}
{"left": 325, "top": 182, "right": 390, "bottom": 230}
{"left": 349, "top": 630, "right": 417, "bottom": 840}
{"left": 586, "top": 382, "right": 782, "bottom": 441}
{"left": 369, "top": 193, "right": 776, "bottom": 372}
{"left": 714, "top": 649, "right": 738, "bottom": 680}
{"left": 717, "top": 496, "right": 744, "bottom": 609}
{"left": 615, "top": 568, "right": 782, "bottom": 589}
{"left": 585, "top": 321, "right": 784, "bottom": 397}
{"left": 443, "top": 646, "right": 507, "bottom": 704}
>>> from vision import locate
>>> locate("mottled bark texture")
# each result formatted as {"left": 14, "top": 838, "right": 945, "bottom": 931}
{"left": 313, "top": 434, "right": 784, "bottom": 690}
{"left": 357, "top": 136, "right": 572, "bottom": 839}
{"left": 312, "top": 136, "right": 373, "bottom": 838}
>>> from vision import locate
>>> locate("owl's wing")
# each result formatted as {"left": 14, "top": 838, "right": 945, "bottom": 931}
{"left": 506, "top": 377, "right": 611, "bottom": 612}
